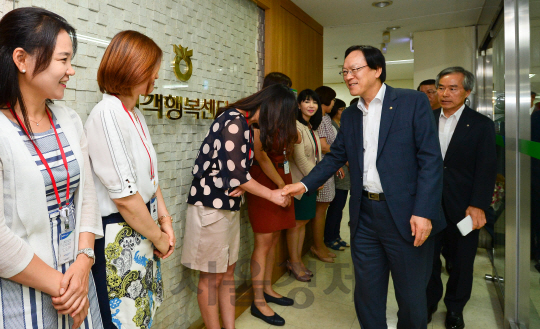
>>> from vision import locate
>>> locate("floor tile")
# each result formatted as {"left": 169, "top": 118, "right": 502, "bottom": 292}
{"left": 235, "top": 197, "right": 504, "bottom": 329}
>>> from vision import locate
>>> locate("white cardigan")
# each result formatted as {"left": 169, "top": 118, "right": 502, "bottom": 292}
{"left": 0, "top": 104, "right": 103, "bottom": 278}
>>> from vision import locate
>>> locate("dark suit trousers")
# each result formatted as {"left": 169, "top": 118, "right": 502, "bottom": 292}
{"left": 353, "top": 196, "right": 434, "bottom": 329}
{"left": 427, "top": 220, "right": 480, "bottom": 313}
{"left": 325, "top": 189, "right": 349, "bottom": 243}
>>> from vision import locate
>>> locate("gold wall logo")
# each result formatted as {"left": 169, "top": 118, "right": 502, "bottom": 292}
{"left": 172, "top": 44, "right": 193, "bottom": 82}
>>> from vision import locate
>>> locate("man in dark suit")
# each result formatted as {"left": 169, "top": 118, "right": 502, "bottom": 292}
{"left": 282, "top": 45, "right": 444, "bottom": 329}
{"left": 418, "top": 79, "right": 442, "bottom": 110}
{"left": 426, "top": 67, "right": 497, "bottom": 329}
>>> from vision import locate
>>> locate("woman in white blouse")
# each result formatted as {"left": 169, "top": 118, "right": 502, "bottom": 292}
{"left": 0, "top": 7, "right": 103, "bottom": 329}
{"left": 85, "top": 31, "right": 175, "bottom": 329}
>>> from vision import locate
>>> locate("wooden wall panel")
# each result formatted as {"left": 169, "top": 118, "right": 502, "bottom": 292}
{"left": 258, "top": 0, "right": 323, "bottom": 92}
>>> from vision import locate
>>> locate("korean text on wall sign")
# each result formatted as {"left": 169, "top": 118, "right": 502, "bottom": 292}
{"left": 139, "top": 94, "right": 229, "bottom": 120}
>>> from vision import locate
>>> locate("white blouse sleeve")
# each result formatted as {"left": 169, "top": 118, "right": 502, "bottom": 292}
{"left": 78, "top": 130, "right": 104, "bottom": 238}
{"left": 85, "top": 107, "right": 138, "bottom": 199}
{"left": 0, "top": 159, "right": 34, "bottom": 278}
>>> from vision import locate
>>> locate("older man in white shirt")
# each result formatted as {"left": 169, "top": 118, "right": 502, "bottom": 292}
{"left": 426, "top": 67, "right": 497, "bottom": 329}
{"left": 284, "top": 45, "right": 444, "bottom": 329}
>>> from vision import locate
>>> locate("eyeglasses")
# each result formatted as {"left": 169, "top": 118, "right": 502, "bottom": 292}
{"left": 339, "top": 65, "right": 368, "bottom": 77}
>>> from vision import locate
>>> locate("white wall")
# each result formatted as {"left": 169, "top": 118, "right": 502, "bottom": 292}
{"left": 326, "top": 79, "right": 414, "bottom": 106}
{"left": 413, "top": 26, "right": 476, "bottom": 88}
{"left": 0, "top": 0, "right": 13, "bottom": 17}
{"left": 4, "top": 1, "right": 261, "bottom": 328}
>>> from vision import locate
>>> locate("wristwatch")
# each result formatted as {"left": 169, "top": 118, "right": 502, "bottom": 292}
{"left": 76, "top": 248, "right": 95, "bottom": 265}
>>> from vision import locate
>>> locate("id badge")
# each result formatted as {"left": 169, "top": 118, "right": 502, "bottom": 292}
{"left": 283, "top": 160, "right": 290, "bottom": 175}
{"left": 150, "top": 195, "right": 158, "bottom": 221}
{"left": 58, "top": 230, "right": 75, "bottom": 264}
{"left": 58, "top": 207, "right": 75, "bottom": 264}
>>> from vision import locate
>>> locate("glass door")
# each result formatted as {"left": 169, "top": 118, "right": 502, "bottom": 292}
{"left": 491, "top": 26, "right": 507, "bottom": 305}
{"left": 527, "top": 1, "right": 540, "bottom": 326}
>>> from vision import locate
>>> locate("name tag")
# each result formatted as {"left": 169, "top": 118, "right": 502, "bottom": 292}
{"left": 150, "top": 195, "right": 158, "bottom": 221}
{"left": 58, "top": 230, "right": 75, "bottom": 264}
{"left": 283, "top": 160, "right": 290, "bottom": 175}
{"left": 58, "top": 206, "right": 75, "bottom": 264}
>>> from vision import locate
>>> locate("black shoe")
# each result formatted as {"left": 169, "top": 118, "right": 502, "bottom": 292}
{"left": 535, "top": 262, "right": 540, "bottom": 273}
{"left": 427, "top": 304, "right": 438, "bottom": 324}
{"left": 445, "top": 311, "right": 465, "bottom": 329}
{"left": 250, "top": 301, "right": 285, "bottom": 326}
{"left": 264, "top": 292, "right": 294, "bottom": 306}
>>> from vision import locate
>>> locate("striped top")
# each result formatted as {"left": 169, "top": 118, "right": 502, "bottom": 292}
{"left": 11, "top": 115, "right": 80, "bottom": 218}
{"left": 0, "top": 115, "right": 103, "bottom": 329}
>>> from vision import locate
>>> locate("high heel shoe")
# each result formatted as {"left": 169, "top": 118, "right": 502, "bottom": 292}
{"left": 285, "top": 260, "right": 311, "bottom": 282}
{"left": 310, "top": 246, "right": 334, "bottom": 263}
{"left": 264, "top": 292, "right": 294, "bottom": 306}
{"left": 303, "top": 267, "right": 313, "bottom": 277}
{"left": 250, "top": 301, "right": 285, "bottom": 326}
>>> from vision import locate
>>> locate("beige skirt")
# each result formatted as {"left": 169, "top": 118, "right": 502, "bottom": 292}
{"left": 181, "top": 204, "right": 240, "bottom": 273}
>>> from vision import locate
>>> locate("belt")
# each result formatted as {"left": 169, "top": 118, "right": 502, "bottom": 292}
{"left": 253, "top": 159, "right": 285, "bottom": 168}
{"left": 362, "top": 190, "right": 386, "bottom": 201}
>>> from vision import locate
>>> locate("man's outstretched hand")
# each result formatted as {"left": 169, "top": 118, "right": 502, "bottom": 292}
{"left": 281, "top": 183, "right": 306, "bottom": 197}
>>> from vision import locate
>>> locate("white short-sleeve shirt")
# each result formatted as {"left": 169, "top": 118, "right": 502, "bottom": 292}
{"left": 85, "top": 94, "right": 159, "bottom": 217}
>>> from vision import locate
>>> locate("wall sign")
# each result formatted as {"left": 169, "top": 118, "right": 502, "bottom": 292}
{"left": 173, "top": 44, "right": 193, "bottom": 82}
{"left": 140, "top": 94, "right": 229, "bottom": 120}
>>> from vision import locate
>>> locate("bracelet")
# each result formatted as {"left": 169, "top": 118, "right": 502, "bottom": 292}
{"left": 158, "top": 215, "right": 173, "bottom": 225}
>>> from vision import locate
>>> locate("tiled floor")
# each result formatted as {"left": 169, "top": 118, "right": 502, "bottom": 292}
{"left": 235, "top": 201, "right": 504, "bottom": 329}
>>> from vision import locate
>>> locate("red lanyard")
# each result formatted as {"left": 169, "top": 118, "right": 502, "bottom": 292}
{"left": 309, "top": 128, "right": 319, "bottom": 158}
{"left": 245, "top": 111, "right": 252, "bottom": 159}
{"left": 115, "top": 96, "right": 155, "bottom": 181}
{"left": 7, "top": 103, "right": 70, "bottom": 210}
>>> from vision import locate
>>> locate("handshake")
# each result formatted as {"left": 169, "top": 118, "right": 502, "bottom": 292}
{"left": 267, "top": 182, "right": 308, "bottom": 207}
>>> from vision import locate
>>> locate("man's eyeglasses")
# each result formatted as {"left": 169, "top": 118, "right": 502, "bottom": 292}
{"left": 339, "top": 65, "right": 368, "bottom": 77}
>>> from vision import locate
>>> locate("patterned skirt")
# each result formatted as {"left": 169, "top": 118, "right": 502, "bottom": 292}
{"left": 316, "top": 175, "right": 335, "bottom": 203}
{"left": 93, "top": 212, "right": 163, "bottom": 329}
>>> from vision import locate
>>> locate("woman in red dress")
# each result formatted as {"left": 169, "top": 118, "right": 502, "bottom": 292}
{"left": 246, "top": 73, "right": 298, "bottom": 326}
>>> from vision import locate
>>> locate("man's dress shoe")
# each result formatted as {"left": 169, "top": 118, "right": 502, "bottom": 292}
{"left": 445, "top": 311, "right": 465, "bottom": 329}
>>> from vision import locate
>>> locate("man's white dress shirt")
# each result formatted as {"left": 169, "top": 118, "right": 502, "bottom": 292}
{"left": 357, "top": 83, "right": 386, "bottom": 193}
{"left": 439, "top": 104, "right": 465, "bottom": 159}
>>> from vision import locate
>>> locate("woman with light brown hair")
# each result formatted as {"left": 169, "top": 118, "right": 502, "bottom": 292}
{"left": 85, "top": 31, "right": 175, "bottom": 329}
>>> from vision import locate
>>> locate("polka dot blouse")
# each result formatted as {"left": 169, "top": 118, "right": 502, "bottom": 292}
{"left": 187, "top": 108, "right": 254, "bottom": 211}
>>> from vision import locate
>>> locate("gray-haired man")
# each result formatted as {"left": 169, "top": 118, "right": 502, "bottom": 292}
{"left": 426, "top": 67, "right": 497, "bottom": 329}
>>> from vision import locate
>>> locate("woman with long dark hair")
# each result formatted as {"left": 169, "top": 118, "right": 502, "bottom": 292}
{"left": 85, "top": 31, "right": 174, "bottom": 329}
{"left": 0, "top": 7, "right": 103, "bottom": 329}
{"left": 181, "top": 84, "right": 296, "bottom": 329}
{"left": 286, "top": 89, "right": 326, "bottom": 282}
{"left": 245, "top": 73, "right": 298, "bottom": 325}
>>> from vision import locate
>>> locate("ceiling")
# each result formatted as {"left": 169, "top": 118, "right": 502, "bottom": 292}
{"left": 291, "top": 0, "right": 491, "bottom": 84}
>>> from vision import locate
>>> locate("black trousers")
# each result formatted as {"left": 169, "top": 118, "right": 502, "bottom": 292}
{"left": 427, "top": 220, "right": 480, "bottom": 313}
{"left": 324, "top": 189, "right": 349, "bottom": 243}
{"left": 353, "top": 196, "right": 434, "bottom": 329}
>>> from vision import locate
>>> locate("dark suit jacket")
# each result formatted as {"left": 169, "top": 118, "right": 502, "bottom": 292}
{"left": 434, "top": 106, "right": 497, "bottom": 224}
{"left": 302, "top": 85, "right": 445, "bottom": 242}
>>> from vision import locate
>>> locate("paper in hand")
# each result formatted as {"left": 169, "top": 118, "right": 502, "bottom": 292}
{"left": 456, "top": 215, "right": 474, "bottom": 236}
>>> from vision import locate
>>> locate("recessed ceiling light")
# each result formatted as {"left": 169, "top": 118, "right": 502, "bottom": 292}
{"left": 386, "top": 26, "right": 401, "bottom": 31}
{"left": 372, "top": 1, "right": 393, "bottom": 8}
